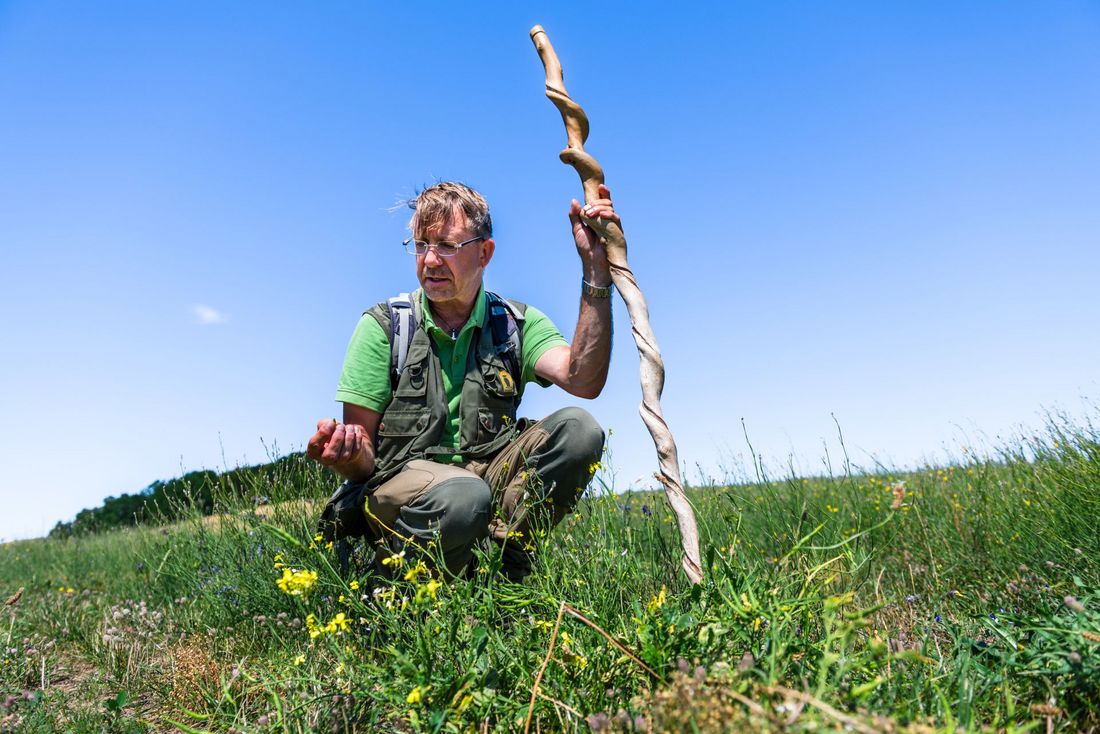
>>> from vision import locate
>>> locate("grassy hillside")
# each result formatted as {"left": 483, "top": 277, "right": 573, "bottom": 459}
{"left": 2, "top": 414, "right": 1098, "bottom": 732}
{"left": 46, "top": 454, "right": 317, "bottom": 539}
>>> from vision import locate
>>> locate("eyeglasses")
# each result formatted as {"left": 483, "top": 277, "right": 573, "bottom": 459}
{"left": 402, "top": 235, "right": 485, "bottom": 257}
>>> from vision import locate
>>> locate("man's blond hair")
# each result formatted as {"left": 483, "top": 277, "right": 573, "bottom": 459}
{"left": 407, "top": 182, "right": 492, "bottom": 240}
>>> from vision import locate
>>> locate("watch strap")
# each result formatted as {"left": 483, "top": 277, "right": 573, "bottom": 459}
{"left": 582, "top": 279, "right": 612, "bottom": 298}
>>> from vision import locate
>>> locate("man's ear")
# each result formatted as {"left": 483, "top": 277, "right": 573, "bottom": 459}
{"left": 479, "top": 238, "right": 495, "bottom": 267}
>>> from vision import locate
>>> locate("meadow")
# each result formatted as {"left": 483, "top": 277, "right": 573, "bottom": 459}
{"left": 1, "top": 413, "right": 1098, "bottom": 733}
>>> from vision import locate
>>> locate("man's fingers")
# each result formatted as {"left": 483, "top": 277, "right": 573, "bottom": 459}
{"left": 568, "top": 199, "right": 584, "bottom": 224}
{"left": 350, "top": 427, "right": 362, "bottom": 462}
{"left": 585, "top": 207, "right": 617, "bottom": 220}
{"left": 580, "top": 207, "right": 620, "bottom": 231}
{"left": 340, "top": 426, "right": 360, "bottom": 463}
{"left": 306, "top": 433, "right": 324, "bottom": 459}
{"left": 307, "top": 429, "right": 330, "bottom": 459}
{"left": 309, "top": 420, "right": 369, "bottom": 468}
{"left": 306, "top": 419, "right": 339, "bottom": 461}
{"left": 582, "top": 199, "right": 615, "bottom": 219}
{"left": 322, "top": 425, "right": 346, "bottom": 463}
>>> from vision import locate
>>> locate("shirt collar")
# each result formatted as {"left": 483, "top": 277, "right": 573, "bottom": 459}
{"left": 420, "top": 284, "right": 487, "bottom": 337}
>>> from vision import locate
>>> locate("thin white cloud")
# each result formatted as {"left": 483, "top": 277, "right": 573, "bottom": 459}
{"left": 193, "top": 304, "right": 227, "bottom": 325}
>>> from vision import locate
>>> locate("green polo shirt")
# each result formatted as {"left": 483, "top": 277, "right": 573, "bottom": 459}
{"left": 335, "top": 286, "right": 567, "bottom": 456}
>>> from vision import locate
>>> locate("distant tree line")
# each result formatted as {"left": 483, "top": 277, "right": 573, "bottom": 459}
{"left": 48, "top": 453, "right": 311, "bottom": 538}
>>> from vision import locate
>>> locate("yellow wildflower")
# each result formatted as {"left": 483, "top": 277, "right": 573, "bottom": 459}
{"left": 415, "top": 578, "right": 443, "bottom": 603}
{"left": 403, "top": 560, "right": 429, "bottom": 582}
{"left": 292, "top": 654, "right": 305, "bottom": 666}
{"left": 533, "top": 619, "right": 554, "bottom": 633}
{"left": 349, "top": 580, "right": 360, "bottom": 590}
{"left": 276, "top": 568, "right": 318, "bottom": 596}
{"left": 407, "top": 686, "right": 423, "bottom": 704}
{"left": 647, "top": 585, "right": 667, "bottom": 614}
{"left": 381, "top": 550, "right": 406, "bottom": 568}
{"left": 306, "top": 613, "right": 322, "bottom": 640}
{"left": 326, "top": 612, "right": 350, "bottom": 634}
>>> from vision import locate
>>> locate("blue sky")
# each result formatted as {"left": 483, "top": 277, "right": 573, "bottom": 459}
{"left": 2, "top": 2, "right": 1098, "bottom": 541}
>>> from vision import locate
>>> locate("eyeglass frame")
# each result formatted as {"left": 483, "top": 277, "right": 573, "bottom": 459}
{"left": 402, "top": 235, "right": 486, "bottom": 257}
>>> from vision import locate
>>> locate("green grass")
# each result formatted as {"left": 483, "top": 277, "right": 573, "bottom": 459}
{"left": 2, "top": 412, "right": 1098, "bottom": 732}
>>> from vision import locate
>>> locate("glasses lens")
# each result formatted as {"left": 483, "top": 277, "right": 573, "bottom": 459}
{"left": 434, "top": 242, "right": 459, "bottom": 257}
{"left": 406, "top": 240, "right": 466, "bottom": 256}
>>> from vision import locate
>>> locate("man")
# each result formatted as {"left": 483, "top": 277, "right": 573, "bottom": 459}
{"left": 306, "top": 181, "right": 619, "bottom": 580}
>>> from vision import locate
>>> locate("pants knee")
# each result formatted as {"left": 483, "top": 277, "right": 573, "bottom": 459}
{"left": 546, "top": 406, "right": 604, "bottom": 465}
{"left": 404, "top": 477, "right": 492, "bottom": 549}
{"left": 537, "top": 407, "right": 605, "bottom": 507}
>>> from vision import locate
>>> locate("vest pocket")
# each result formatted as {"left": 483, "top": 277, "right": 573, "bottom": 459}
{"left": 477, "top": 407, "right": 497, "bottom": 434}
{"left": 378, "top": 411, "right": 430, "bottom": 437}
{"left": 394, "top": 363, "right": 427, "bottom": 398}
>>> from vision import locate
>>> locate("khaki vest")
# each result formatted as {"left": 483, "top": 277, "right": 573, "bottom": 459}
{"left": 366, "top": 290, "right": 527, "bottom": 488}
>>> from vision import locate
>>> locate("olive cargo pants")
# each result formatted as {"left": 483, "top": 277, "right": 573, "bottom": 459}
{"left": 361, "top": 406, "right": 604, "bottom": 580}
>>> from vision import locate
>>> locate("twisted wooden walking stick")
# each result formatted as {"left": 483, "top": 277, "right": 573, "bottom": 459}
{"left": 530, "top": 25, "right": 703, "bottom": 583}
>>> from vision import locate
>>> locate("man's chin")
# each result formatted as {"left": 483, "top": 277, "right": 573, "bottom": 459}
{"left": 421, "top": 281, "right": 453, "bottom": 300}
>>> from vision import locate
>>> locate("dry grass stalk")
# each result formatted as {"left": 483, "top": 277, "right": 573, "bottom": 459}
{"left": 525, "top": 601, "right": 662, "bottom": 733}
{"left": 768, "top": 685, "right": 885, "bottom": 734}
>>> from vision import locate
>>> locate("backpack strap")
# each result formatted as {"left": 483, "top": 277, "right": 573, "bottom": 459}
{"left": 486, "top": 291, "right": 525, "bottom": 391}
{"left": 386, "top": 291, "right": 418, "bottom": 389}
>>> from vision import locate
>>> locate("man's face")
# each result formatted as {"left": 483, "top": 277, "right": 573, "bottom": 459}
{"left": 415, "top": 211, "right": 494, "bottom": 311}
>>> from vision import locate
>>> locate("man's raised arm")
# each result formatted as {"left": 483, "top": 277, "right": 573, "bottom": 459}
{"left": 534, "top": 184, "right": 617, "bottom": 399}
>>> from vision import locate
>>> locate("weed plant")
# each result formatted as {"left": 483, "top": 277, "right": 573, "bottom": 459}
{"left": 1, "top": 414, "right": 1098, "bottom": 732}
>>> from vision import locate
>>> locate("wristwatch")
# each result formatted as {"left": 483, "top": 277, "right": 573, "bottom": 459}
{"left": 582, "top": 279, "right": 612, "bottom": 298}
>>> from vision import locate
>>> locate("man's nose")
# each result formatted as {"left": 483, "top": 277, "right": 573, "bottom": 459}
{"left": 422, "top": 247, "right": 445, "bottom": 267}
